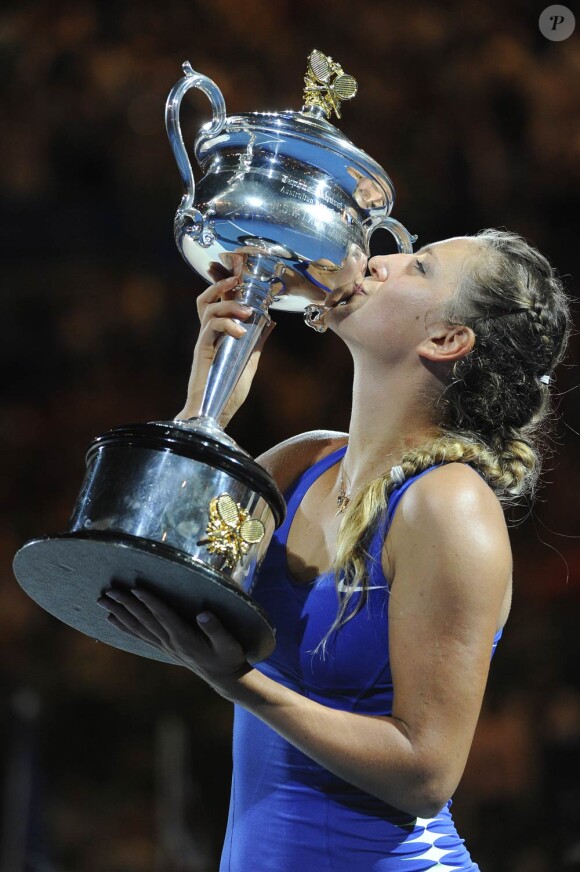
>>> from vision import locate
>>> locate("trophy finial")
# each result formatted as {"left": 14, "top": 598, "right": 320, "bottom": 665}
{"left": 303, "top": 49, "right": 358, "bottom": 120}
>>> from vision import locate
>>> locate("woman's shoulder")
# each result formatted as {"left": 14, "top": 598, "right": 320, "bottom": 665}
{"left": 400, "top": 461, "right": 507, "bottom": 520}
{"left": 257, "top": 430, "right": 348, "bottom": 493}
{"left": 386, "top": 461, "right": 512, "bottom": 581}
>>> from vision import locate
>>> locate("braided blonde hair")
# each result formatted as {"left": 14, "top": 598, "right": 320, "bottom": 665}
{"left": 322, "top": 229, "right": 572, "bottom": 648}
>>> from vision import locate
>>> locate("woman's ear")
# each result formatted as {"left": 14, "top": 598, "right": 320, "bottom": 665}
{"left": 417, "top": 324, "right": 476, "bottom": 363}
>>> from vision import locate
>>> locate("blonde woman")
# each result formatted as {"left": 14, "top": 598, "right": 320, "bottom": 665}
{"left": 99, "top": 230, "right": 571, "bottom": 871}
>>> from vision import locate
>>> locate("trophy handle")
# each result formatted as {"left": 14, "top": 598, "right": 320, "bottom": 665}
{"left": 368, "top": 216, "right": 418, "bottom": 254}
{"left": 165, "top": 61, "right": 227, "bottom": 213}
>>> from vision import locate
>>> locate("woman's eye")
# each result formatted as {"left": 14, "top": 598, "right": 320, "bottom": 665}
{"left": 414, "top": 258, "right": 426, "bottom": 275}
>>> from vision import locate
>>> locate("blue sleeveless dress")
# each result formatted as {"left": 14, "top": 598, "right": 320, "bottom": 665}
{"left": 220, "top": 446, "right": 501, "bottom": 871}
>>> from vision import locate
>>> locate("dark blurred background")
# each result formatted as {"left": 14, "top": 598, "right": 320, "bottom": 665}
{"left": 1, "top": 1, "right": 579, "bottom": 870}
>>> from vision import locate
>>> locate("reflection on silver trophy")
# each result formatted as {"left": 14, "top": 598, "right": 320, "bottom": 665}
{"left": 13, "top": 51, "right": 416, "bottom": 664}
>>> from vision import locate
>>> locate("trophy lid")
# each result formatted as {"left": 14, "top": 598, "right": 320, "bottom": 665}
{"left": 194, "top": 50, "right": 395, "bottom": 213}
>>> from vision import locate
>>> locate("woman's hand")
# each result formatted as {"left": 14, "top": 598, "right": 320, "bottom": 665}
{"left": 97, "top": 588, "right": 251, "bottom": 697}
{"left": 175, "top": 260, "right": 275, "bottom": 428}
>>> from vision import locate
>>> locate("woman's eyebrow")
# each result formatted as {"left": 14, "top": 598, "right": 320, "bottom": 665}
{"left": 417, "top": 246, "right": 439, "bottom": 267}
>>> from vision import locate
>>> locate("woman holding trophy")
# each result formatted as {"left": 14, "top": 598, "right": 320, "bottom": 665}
{"left": 99, "top": 228, "right": 570, "bottom": 870}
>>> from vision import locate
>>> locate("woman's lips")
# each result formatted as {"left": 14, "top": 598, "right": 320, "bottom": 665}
{"left": 326, "top": 283, "right": 366, "bottom": 308}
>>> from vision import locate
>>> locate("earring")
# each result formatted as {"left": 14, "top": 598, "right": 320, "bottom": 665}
{"left": 303, "top": 305, "right": 328, "bottom": 333}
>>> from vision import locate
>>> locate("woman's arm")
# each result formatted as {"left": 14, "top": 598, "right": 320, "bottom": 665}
{"left": 383, "top": 462, "right": 512, "bottom": 813}
{"left": 100, "top": 463, "right": 511, "bottom": 818}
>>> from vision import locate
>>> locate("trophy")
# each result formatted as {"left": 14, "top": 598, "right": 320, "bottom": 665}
{"left": 13, "top": 51, "right": 416, "bottom": 665}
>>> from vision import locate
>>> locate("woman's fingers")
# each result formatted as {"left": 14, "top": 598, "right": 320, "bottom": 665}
{"left": 113, "top": 590, "right": 234, "bottom": 661}
{"left": 98, "top": 589, "right": 171, "bottom": 647}
{"left": 196, "top": 274, "right": 240, "bottom": 318}
{"left": 96, "top": 587, "right": 250, "bottom": 692}
{"left": 105, "top": 611, "right": 160, "bottom": 646}
{"left": 196, "top": 278, "right": 257, "bottom": 343}
{"left": 198, "top": 300, "right": 253, "bottom": 340}
{"left": 196, "top": 612, "right": 246, "bottom": 663}
{"left": 131, "top": 589, "right": 198, "bottom": 653}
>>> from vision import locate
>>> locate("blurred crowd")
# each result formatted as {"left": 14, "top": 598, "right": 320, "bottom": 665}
{"left": 1, "top": 1, "right": 579, "bottom": 869}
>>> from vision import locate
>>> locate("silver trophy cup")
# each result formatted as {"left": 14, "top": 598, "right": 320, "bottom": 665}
{"left": 13, "top": 51, "right": 416, "bottom": 664}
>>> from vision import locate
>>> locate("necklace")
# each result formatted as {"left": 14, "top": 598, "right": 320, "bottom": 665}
{"left": 336, "top": 460, "right": 351, "bottom": 515}
{"left": 336, "top": 457, "right": 406, "bottom": 515}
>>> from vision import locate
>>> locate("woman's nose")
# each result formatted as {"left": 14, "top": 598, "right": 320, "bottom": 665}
{"left": 368, "top": 256, "right": 389, "bottom": 281}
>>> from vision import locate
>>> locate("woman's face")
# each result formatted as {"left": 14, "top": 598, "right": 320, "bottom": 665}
{"left": 324, "top": 237, "right": 480, "bottom": 361}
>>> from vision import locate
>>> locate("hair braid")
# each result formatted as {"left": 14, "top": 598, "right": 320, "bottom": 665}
{"left": 527, "top": 291, "right": 560, "bottom": 362}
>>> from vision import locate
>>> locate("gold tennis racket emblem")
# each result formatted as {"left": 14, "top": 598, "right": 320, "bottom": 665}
{"left": 303, "top": 49, "right": 358, "bottom": 119}
{"left": 200, "top": 493, "right": 265, "bottom": 569}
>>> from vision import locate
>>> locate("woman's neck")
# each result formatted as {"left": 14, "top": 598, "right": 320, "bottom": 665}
{"left": 342, "top": 358, "right": 438, "bottom": 489}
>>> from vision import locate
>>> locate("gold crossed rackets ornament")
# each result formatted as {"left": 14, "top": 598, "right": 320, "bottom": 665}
{"left": 303, "top": 49, "right": 358, "bottom": 120}
{"left": 200, "top": 493, "right": 265, "bottom": 569}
